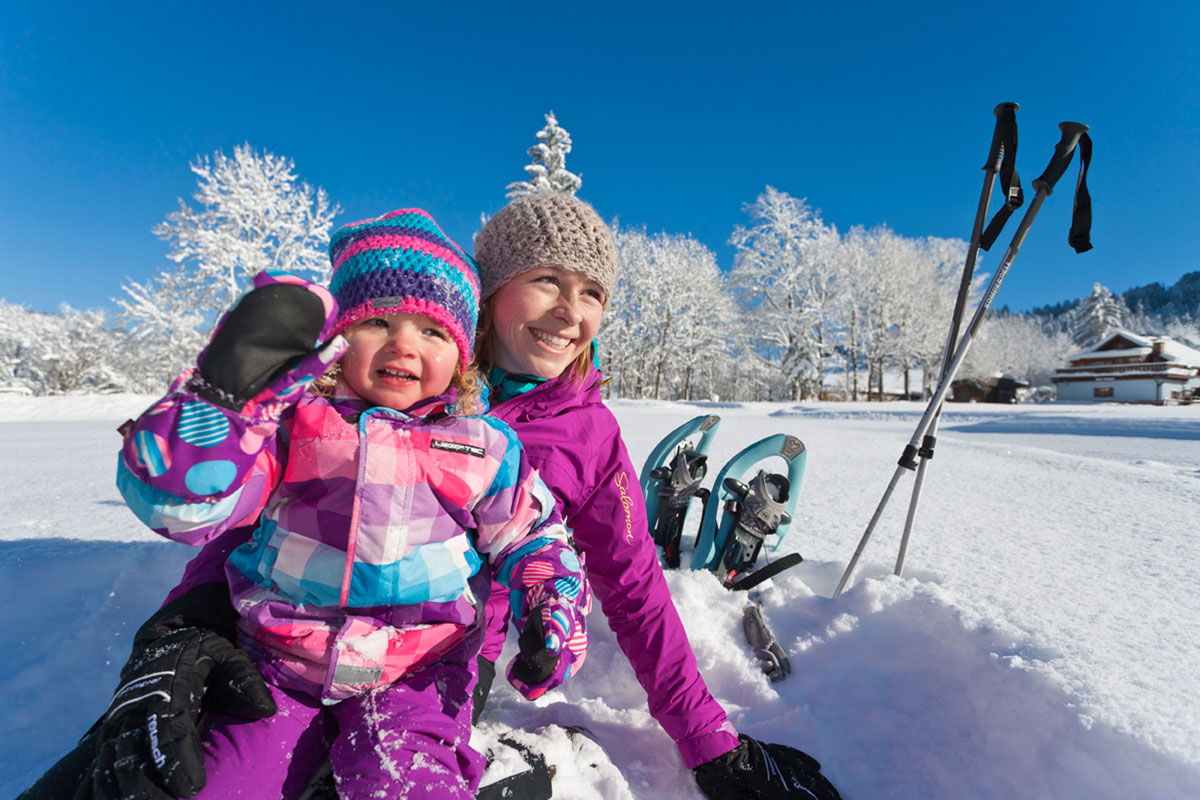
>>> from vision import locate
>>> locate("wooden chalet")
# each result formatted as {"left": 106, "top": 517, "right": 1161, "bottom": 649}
{"left": 950, "top": 374, "right": 1029, "bottom": 404}
{"left": 1052, "top": 330, "right": 1200, "bottom": 404}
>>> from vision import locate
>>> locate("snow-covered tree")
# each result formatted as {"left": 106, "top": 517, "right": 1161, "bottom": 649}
{"left": 1068, "top": 282, "right": 1129, "bottom": 347}
{"left": 890, "top": 236, "right": 973, "bottom": 399}
{"left": 961, "top": 313, "right": 1074, "bottom": 387}
{"left": 599, "top": 227, "right": 736, "bottom": 400}
{"left": 830, "top": 227, "right": 972, "bottom": 400}
{"left": 114, "top": 269, "right": 210, "bottom": 389}
{"left": 505, "top": 112, "right": 582, "bottom": 198}
{"left": 729, "top": 187, "right": 841, "bottom": 400}
{"left": 153, "top": 143, "right": 339, "bottom": 314}
{"left": 0, "top": 302, "right": 125, "bottom": 394}
{"left": 112, "top": 144, "right": 339, "bottom": 386}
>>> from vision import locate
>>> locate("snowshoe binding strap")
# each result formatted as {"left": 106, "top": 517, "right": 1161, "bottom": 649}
{"left": 654, "top": 448, "right": 708, "bottom": 507}
{"left": 727, "top": 552, "right": 804, "bottom": 592}
{"left": 651, "top": 447, "right": 711, "bottom": 568}
{"left": 734, "top": 471, "right": 792, "bottom": 538}
{"left": 715, "top": 471, "right": 793, "bottom": 583}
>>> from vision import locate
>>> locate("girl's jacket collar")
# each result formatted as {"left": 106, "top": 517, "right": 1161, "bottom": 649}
{"left": 330, "top": 378, "right": 457, "bottom": 420}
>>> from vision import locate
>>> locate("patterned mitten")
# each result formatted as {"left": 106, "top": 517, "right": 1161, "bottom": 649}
{"left": 505, "top": 547, "right": 590, "bottom": 700}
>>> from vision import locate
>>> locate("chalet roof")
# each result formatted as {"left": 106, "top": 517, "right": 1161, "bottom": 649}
{"left": 1067, "top": 329, "right": 1200, "bottom": 366}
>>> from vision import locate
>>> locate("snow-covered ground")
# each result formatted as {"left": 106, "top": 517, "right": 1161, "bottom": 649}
{"left": 2, "top": 395, "right": 1199, "bottom": 799}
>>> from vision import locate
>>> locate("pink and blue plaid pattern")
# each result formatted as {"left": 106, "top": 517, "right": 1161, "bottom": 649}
{"left": 120, "top": 382, "right": 582, "bottom": 702}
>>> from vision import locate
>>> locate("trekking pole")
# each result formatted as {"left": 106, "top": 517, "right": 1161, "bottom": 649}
{"left": 833, "top": 104, "right": 1021, "bottom": 595}
{"left": 834, "top": 121, "right": 1092, "bottom": 597}
{"left": 894, "top": 103, "right": 1022, "bottom": 576}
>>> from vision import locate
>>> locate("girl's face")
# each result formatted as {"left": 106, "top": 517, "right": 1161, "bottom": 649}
{"left": 488, "top": 267, "right": 605, "bottom": 379}
{"left": 339, "top": 312, "right": 459, "bottom": 410}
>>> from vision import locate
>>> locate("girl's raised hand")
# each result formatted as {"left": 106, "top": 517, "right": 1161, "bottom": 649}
{"left": 191, "top": 270, "right": 346, "bottom": 417}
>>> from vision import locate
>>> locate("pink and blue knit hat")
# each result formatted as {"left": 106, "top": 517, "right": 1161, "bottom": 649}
{"left": 328, "top": 208, "right": 480, "bottom": 364}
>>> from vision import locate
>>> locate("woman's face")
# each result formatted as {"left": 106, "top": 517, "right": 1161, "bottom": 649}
{"left": 488, "top": 266, "right": 606, "bottom": 379}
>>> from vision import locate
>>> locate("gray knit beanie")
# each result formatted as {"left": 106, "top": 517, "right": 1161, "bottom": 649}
{"left": 474, "top": 192, "right": 618, "bottom": 301}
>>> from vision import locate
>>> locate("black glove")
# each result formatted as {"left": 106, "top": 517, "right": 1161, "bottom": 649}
{"left": 509, "top": 610, "right": 559, "bottom": 686}
{"left": 693, "top": 735, "right": 844, "bottom": 800}
{"left": 190, "top": 273, "right": 342, "bottom": 413}
{"left": 75, "top": 584, "right": 276, "bottom": 800}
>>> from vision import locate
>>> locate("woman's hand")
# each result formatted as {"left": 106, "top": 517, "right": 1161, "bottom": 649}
{"left": 75, "top": 584, "right": 276, "bottom": 800}
{"left": 692, "top": 735, "right": 844, "bottom": 800}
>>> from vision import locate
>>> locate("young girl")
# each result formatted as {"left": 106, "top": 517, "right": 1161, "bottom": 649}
{"left": 113, "top": 209, "right": 589, "bottom": 799}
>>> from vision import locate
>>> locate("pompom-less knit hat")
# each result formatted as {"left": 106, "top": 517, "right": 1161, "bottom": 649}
{"left": 473, "top": 192, "right": 618, "bottom": 301}
{"left": 328, "top": 208, "right": 480, "bottom": 364}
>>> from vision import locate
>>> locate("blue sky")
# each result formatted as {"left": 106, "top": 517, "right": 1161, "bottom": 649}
{"left": 2, "top": 1, "right": 1196, "bottom": 315}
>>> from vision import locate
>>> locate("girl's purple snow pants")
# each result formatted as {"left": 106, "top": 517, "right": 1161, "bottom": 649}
{"left": 191, "top": 646, "right": 485, "bottom": 800}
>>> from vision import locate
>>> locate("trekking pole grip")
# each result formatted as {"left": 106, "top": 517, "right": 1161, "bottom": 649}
{"left": 984, "top": 102, "right": 1019, "bottom": 171}
{"left": 1032, "top": 122, "right": 1090, "bottom": 195}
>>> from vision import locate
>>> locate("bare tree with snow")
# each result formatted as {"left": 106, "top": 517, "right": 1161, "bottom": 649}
{"left": 961, "top": 313, "right": 1074, "bottom": 388}
{"left": 730, "top": 187, "right": 841, "bottom": 401}
{"left": 0, "top": 302, "right": 125, "bottom": 394}
{"left": 114, "top": 269, "right": 210, "bottom": 389}
{"left": 505, "top": 112, "right": 582, "bottom": 198}
{"left": 600, "top": 227, "right": 736, "bottom": 400}
{"left": 112, "top": 144, "right": 339, "bottom": 384}
{"left": 153, "top": 143, "right": 339, "bottom": 314}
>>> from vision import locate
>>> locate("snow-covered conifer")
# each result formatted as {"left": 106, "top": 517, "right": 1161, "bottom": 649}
{"left": 1069, "top": 282, "right": 1129, "bottom": 347}
{"left": 505, "top": 112, "right": 582, "bottom": 198}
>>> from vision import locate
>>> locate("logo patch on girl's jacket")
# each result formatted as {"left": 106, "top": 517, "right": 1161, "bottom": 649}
{"left": 431, "top": 439, "right": 485, "bottom": 458}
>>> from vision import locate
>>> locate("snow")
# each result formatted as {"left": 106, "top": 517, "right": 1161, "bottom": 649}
{"left": 3, "top": 395, "right": 1199, "bottom": 799}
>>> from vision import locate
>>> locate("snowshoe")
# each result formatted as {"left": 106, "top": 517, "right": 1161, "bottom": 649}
{"left": 477, "top": 735, "right": 553, "bottom": 800}
{"left": 477, "top": 724, "right": 622, "bottom": 799}
{"left": 649, "top": 447, "right": 710, "bottom": 568}
{"left": 292, "top": 734, "right": 553, "bottom": 800}
{"left": 712, "top": 470, "right": 792, "bottom": 586}
{"left": 691, "top": 434, "right": 806, "bottom": 573}
{"left": 639, "top": 414, "right": 721, "bottom": 568}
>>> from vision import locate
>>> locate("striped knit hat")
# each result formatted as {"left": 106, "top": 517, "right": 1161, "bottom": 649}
{"left": 328, "top": 208, "right": 480, "bottom": 364}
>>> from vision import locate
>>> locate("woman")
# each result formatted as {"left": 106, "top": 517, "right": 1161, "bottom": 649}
{"left": 25, "top": 193, "right": 841, "bottom": 800}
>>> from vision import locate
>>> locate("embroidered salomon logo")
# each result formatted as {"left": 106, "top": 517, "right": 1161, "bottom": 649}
{"left": 431, "top": 439, "right": 485, "bottom": 458}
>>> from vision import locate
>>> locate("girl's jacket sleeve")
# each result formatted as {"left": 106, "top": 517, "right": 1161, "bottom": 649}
{"left": 562, "top": 426, "right": 738, "bottom": 769}
{"left": 117, "top": 270, "right": 343, "bottom": 546}
{"left": 470, "top": 417, "right": 590, "bottom": 645}
{"left": 116, "top": 368, "right": 289, "bottom": 546}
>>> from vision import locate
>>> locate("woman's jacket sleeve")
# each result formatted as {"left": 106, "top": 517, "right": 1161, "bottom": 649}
{"left": 565, "top": 430, "right": 738, "bottom": 769}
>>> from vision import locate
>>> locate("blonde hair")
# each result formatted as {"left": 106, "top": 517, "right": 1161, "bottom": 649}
{"left": 312, "top": 356, "right": 484, "bottom": 416}
{"left": 473, "top": 297, "right": 593, "bottom": 386}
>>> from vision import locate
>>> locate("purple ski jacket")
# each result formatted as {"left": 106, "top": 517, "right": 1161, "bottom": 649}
{"left": 165, "top": 365, "right": 738, "bottom": 767}
{"left": 479, "top": 366, "right": 739, "bottom": 768}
